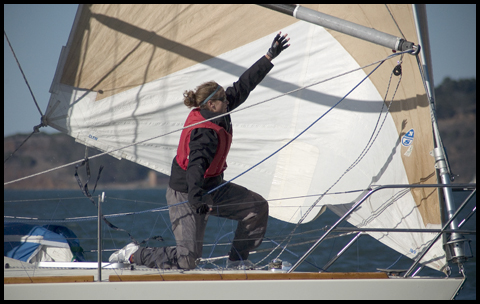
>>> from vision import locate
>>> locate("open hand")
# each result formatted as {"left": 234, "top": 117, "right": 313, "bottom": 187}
{"left": 266, "top": 32, "right": 290, "bottom": 60}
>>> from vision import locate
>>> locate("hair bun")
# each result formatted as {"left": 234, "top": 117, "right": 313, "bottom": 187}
{"left": 183, "top": 81, "right": 220, "bottom": 109}
{"left": 183, "top": 90, "right": 197, "bottom": 108}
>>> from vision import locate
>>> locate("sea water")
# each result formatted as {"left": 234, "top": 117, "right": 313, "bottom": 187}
{"left": 4, "top": 189, "right": 476, "bottom": 299}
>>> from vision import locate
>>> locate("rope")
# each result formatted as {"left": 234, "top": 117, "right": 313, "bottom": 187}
{"left": 4, "top": 30, "right": 46, "bottom": 164}
{"left": 4, "top": 30, "right": 43, "bottom": 117}
{"left": 4, "top": 190, "right": 367, "bottom": 224}
{"left": 384, "top": 5, "right": 406, "bottom": 40}
{"left": 4, "top": 131, "right": 36, "bottom": 164}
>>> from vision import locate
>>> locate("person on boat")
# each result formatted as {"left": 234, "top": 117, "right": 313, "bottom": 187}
{"left": 109, "top": 32, "right": 290, "bottom": 270}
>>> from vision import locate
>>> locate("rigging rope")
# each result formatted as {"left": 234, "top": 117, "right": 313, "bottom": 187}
{"left": 4, "top": 30, "right": 44, "bottom": 117}
{"left": 385, "top": 5, "right": 406, "bottom": 40}
{"left": 4, "top": 131, "right": 36, "bottom": 164}
{"left": 4, "top": 30, "right": 46, "bottom": 164}
{"left": 4, "top": 189, "right": 367, "bottom": 223}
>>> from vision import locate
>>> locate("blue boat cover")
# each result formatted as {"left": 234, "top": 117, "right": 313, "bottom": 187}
{"left": 4, "top": 223, "right": 85, "bottom": 262}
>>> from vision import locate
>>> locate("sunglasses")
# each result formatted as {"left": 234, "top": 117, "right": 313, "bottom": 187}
{"left": 215, "top": 95, "right": 227, "bottom": 103}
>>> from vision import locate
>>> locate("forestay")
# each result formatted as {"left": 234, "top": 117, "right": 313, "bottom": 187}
{"left": 46, "top": 5, "right": 444, "bottom": 272}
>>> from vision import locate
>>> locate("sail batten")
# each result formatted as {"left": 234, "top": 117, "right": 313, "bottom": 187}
{"left": 46, "top": 4, "right": 444, "bottom": 272}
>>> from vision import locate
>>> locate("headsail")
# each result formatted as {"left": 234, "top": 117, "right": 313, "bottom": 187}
{"left": 46, "top": 5, "right": 445, "bottom": 271}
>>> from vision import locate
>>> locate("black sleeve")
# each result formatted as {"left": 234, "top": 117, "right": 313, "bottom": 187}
{"left": 226, "top": 56, "right": 274, "bottom": 111}
{"left": 186, "top": 128, "right": 218, "bottom": 208}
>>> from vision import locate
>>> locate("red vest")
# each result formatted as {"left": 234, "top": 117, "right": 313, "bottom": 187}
{"left": 176, "top": 108, "right": 232, "bottom": 178}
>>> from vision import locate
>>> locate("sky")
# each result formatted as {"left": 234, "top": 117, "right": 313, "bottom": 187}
{"left": 4, "top": 4, "right": 476, "bottom": 137}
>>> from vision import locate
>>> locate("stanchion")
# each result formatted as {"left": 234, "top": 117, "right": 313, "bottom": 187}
{"left": 97, "top": 192, "right": 105, "bottom": 282}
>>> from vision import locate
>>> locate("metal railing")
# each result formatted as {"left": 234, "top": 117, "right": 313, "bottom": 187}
{"left": 91, "top": 184, "right": 475, "bottom": 279}
{"left": 287, "top": 183, "right": 476, "bottom": 275}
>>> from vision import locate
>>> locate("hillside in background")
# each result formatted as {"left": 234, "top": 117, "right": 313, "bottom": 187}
{"left": 4, "top": 132, "right": 169, "bottom": 190}
{"left": 4, "top": 78, "right": 476, "bottom": 190}
{"left": 434, "top": 78, "right": 476, "bottom": 183}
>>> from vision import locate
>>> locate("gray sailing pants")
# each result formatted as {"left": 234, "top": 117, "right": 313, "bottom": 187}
{"left": 133, "top": 182, "right": 269, "bottom": 269}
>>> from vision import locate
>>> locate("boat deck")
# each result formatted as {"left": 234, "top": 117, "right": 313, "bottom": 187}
{"left": 4, "top": 257, "right": 388, "bottom": 283}
{"left": 4, "top": 257, "right": 465, "bottom": 300}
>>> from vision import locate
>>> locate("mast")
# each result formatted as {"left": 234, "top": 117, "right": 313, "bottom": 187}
{"left": 412, "top": 4, "right": 468, "bottom": 270}
{"left": 257, "top": 4, "right": 419, "bottom": 53}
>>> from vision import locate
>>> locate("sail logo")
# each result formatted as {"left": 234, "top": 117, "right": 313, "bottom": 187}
{"left": 88, "top": 134, "right": 98, "bottom": 141}
{"left": 401, "top": 129, "right": 414, "bottom": 147}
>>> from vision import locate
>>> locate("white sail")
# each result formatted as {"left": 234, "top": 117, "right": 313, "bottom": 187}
{"left": 46, "top": 4, "right": 445, "bottom": 272}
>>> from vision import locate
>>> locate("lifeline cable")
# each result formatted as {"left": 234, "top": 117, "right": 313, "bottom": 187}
{"left": 3, "top": 189, "right": 368, "bottom": 224}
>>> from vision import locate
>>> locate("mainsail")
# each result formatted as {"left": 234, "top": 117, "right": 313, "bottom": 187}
{"left": 46, "top": 5, "right": 445, "bottom": 271}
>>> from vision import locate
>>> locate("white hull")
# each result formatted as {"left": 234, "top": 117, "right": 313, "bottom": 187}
{"left": 4, "top": 275, "right": 464, "bottom": 300}
{"left": 4, "top": 259, "right": 464, "bottom": 300}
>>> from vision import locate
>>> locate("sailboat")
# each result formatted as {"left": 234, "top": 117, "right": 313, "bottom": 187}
{"left": 4, "top": 4, "right": 475, "bottom": 299}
